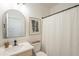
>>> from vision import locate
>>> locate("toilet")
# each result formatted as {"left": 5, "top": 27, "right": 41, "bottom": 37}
{"left": 32, "top": 42, "right": 47, "bottom": 56}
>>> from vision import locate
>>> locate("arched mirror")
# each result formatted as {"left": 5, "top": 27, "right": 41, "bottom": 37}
{"left": 2, "top": 9, "right": 26, "bottom": 38}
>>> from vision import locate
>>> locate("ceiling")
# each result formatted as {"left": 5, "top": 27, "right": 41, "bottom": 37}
{"left": 18, "top": 3, "right": 58, "bottom": 8}
{"left": 38, "top": 3, "right": 57, "bottom": 7}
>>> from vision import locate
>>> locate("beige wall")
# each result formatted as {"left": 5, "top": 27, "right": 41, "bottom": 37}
{"left": 0, "top": 3, "right": 50, "bottom": 46}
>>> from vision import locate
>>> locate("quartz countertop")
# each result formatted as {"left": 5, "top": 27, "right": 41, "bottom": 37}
{"left": 0, "top": 42, "right": 34, "bottom": 56}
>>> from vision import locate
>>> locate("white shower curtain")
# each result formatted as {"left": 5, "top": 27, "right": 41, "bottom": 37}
{"left": 42, "top": 6, "right": 79, "bottom": 56}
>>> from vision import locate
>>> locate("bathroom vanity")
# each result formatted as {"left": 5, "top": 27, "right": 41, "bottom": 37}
{"left": 0, "top": 42, "right": 34, "bottom": 56}
{"left": 0, "top": 9, "right": 33, "bottom": 56}
{"left": 1, "top": 9, "right": 34, "bottom": 56}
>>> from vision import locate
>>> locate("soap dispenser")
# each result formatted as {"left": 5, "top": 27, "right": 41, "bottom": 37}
{"left": 4, "top": 40, "right": 9, "bottom": 48}
{"left": 14, "top": 40, "right": 17, "bottom": 46}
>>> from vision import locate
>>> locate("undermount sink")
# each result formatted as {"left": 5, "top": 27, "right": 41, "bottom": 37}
{"left": 0, "top": 42, "right": 34, "bottom": 56}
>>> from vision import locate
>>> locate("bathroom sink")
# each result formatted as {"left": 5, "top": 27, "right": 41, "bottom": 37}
{"left": 0, "top": 42, "right": 34, "bottom": 56}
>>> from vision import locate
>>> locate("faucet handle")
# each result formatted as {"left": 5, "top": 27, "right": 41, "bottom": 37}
{"left": 14, "top": 40, "right": 17, "bottom": 46}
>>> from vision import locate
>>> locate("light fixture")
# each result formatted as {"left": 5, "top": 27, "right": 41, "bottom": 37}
{"left": 17, "top": 3, "right": 29, "bottom": 15}
{"left": 17, "top": 3, "right": 26, "bottom": 5}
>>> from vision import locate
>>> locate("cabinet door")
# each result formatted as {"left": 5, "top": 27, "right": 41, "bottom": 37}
{"left": 14, "top": 50, "right": 32, "bottom": 56}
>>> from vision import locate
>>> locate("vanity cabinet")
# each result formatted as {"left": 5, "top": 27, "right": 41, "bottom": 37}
{"left": 0, "top": 42, "right": 34, "bottom": 56}
{"left": 15, "top": 50, "right": 32, "bottom": 56}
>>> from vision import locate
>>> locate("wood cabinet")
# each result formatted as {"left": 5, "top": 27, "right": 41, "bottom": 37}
{"left": 14, "top": 50, "right": 32, "bottom": 56}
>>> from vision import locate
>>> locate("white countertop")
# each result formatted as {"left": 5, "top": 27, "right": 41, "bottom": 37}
{"left": 0, "top": 42, "right": 34, "bottom": 56}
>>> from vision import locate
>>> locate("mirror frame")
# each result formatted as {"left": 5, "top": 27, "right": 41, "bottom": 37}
{"left": 2, "top": 9, "right": 26, "bottom": 38}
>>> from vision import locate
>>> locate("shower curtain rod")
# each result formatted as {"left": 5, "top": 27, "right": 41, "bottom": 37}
{"left": 42, "top": 4, "right": 79, "bottom": 19}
